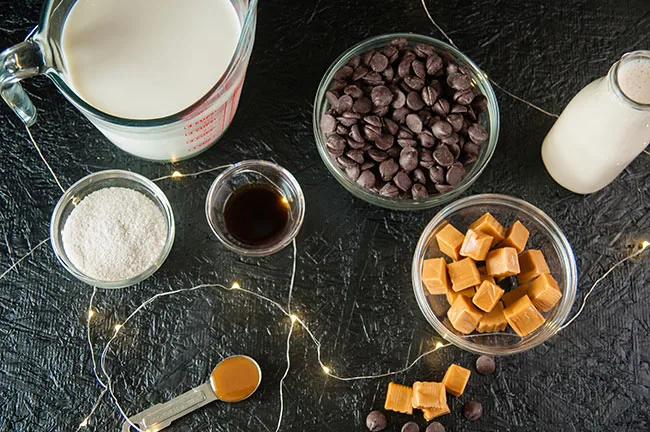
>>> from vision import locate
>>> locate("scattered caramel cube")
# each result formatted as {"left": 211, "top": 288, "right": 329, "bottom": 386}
{"left": 472, "top": 280, "right": 504, "bottom": 312}
{"left": 445, "top": 285, "right": 475, "bottom": 306}
{"left": 448, "top": 258, "right": 481, "bottom": 292}
{"left": 469, "top": 212, "right": 506, "bottom": 247}
{"left": 517, "top": 249, "right": 551, "bottom": 284}
{"left": 477, "top": 301, "right": 508, "bottom": 333}
{"left": 447, "top": 295, "right": 483, "bottom": 334}
{"left": 498, "top": 220, "right": 530, "bottom": 253}
{"left": 384, "top": 382, "right": 413, "bottom": 415}
{"left": 527, "top": 273, "right": 562, "bottom": 312}
{"left": 503, "top": 295, "right": 545, "bottom": 336}
{"left": 478, "top": 266, "right": 496, "bottom": 284}
{"left": 442, "top": 364, "right": 471, "bottom": 397}
{"left": 459, "top": 228, "right": 493, "bottom": 261}
{"left": 485, "top": 247, "right": 520, "bottom": 278}
{"left": 435, "top": 223, "right": 465, "bottom": 261}
{"left": 412, "top": 381, "right": 446, "bottom": 409}
{"left": 423, "top": 402, "right": 450, "bottom": 421}
{"left": 501, "top": 284, "right": 528, "bottom": 307}
{"left": 422, "top": 258, "right": 450, "bottom": 295}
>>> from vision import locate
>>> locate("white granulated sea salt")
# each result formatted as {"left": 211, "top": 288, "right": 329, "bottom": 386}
{"left": 62, "top": 187, "right": 167, "bottom": 281}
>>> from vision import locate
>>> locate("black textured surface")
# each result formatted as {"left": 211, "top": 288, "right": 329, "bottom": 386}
{"left": 1, "top": 1, "right": 649, "bottom": 431}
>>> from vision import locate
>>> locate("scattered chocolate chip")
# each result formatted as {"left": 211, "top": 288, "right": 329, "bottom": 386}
{"left": 454, "top": 89, "right": 475, "bottom": 105}
{"left": 347, "top": 56, "right": 361, "bottom": 69}
{"left": 347, "top": 137, "right": 365, "bottom": 149}
{"left": 429, "top": 165, "right": 445, "bottom": 184}
{"left": 326, "top": 91, "right": 339, "bottom": 109}
{"left": 405, "top": 114, "right": 424, "bottom": 134}
{"left": 426, "top": 54, "right": 443, "bottom": 75}
{"left": 356, "top": 170, "right": 376, "bottom": 188}
{"left": 345, "top": 165, "right": 360, "bottom": 181}
{"left": 446, "top": 113, "right": 464, "bottom": 132}
{"left": 370, "top": 52, "right": 389, "bottom": 72}
{"left": 412, "top": 183, "right": 429, "bottom": 199}
{"left": 433, "top": 146, "right": 454, "bottom": 166}
{"left": 349, "top": 124, "right": 363, "bottom": 142}
{"left": 390, "top": 37, "right": 408, "bottom": 48}
{"left": 368, "top": 148, "right": 388, "bottom": 162}
{"left": 321, "top": 114, "right": 337, "bottom": 134}
{"left": 346, "top": 149, "right": 365, "bottom": 164}
{"left": 476, "top": 355, "right": 496, "bottom": 375}
{"left": 393, "top": 171, "right": 412, "bottom": 191}
{"left": 414, "top": 43, "right": 435, "bottom": 57}
{"left": 399, "top": 147, "right": 419, "bottom": 172}
{"left": 435, "top": 184, "right": 454, "bottom": 193}
{"left": 353, "top": 97, "right": 373, "bottom": 114}
{"left": 432, "top": 120, "right": 453, "bottom": 139}
{"left": 421, "top": 86, "right": 438, "bottom": 106}
{"left": 468, "top": 123, "right": 489, "bottom": 144}
{"left": 366, "top": 410, "right": 387, "bottom": 432}
{"left": 371, "top": 86, "right": 393, "bottom": 107}
{"left": 375, "top": 133, "right": 394, "bottom": 150}
{"left": 412, "top": 59, "right": 425, "bottom": 78}
{"left": 326, "top": 135, "right": 346, "bottom": 155}
{"left": 447, "top": 72, "right": 472, "bottom": 90}
{"left": 361, "top": 161, "right": 375, "bottom": 171}
{"left": 344, "top": 84, "right": 364, "bottom": 98}
{"left": 425, "top": 422, "right": 445, "bottom": 432}
{"left": 397, "top": 138, "right": 417, "bottom": 148}
{"left": 384, "top": 118, "right": 399, "bottom": 135}
{"left": 418, "top": 132, "right": 436, "bottom": 148}
{"left": 379, "top": 158, "right": 399, "bottom": 181}
{"left": 401, "top": 421, "right": 419, "bottom": 432}
{"left": 432, "top": 98, "right": 450, "bottom": 116}
{"left": 472, "top": 94, "right": 488, "bottom": 113}
{"left": 392, "top": 89, "right": 406, "bottom": 109}
{"left": 446, "top": 162, "right": 466, "bottom": 185}
{"left": 404, "top": 75, "right": 425, "bottom": 91}
{"left": 463, "top": 401, "right": 482, "bottom": 421}
{"left": 413, "top": 168, "right": 427, "bottom": 185}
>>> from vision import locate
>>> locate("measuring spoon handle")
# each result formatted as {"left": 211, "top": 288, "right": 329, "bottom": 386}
{"left": 121, "top": 382, "right": 217, "bottom": 432}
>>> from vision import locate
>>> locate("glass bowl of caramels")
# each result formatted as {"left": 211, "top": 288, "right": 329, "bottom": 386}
{"left": 412, "top": 194, "right": 577, "bottom": 355}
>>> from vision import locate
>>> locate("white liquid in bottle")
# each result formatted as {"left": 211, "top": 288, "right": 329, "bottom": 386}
{"left": 61, "top": 0, "right": 242, "bottom": 120}
{"left": 541, "top": 51, "right": 650, "bottom": 194}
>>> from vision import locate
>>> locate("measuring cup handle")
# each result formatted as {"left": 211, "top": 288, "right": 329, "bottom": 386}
{"left": 1, "top": 39, "right": 45, "bottom": 126}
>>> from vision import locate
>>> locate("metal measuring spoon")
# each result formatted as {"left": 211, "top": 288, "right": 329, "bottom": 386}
{"left": 121, "top": 355, "right": 261, "bottom": 431}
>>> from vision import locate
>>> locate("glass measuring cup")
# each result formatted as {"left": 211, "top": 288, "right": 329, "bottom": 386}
{"left": 121, "top": 355, "right": 261, "bottom": 431}
{"left": 0, "top": 0, "right": 257, "bottom": 162}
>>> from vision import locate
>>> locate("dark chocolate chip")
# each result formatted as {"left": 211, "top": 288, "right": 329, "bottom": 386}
{"left": 425, "top": 422, "right": 445, "bottom": 432}
{"left": 392, "top": 89, "right": 406, "bottom": 109}
{"left": 384, "top": 118, "right": 399, "bottom": 135}
{"left": 373, "top": 105, "right": 389, "bottom": 117}
{"left": 382, "top": 66, "right": 394, "bottom": 81}
{"left": 375, "top": 133, "right": 394, "bottom": 150}
{"left": 392, "top": 106, "right": 410, "bottom": 123}
{"left": 431, "top": 120, "right": 453, "bottom": 138}
{"left": 344, "top": 85, "right": 364, "bottom": 99}
{"left": 435, "top": 183, "right": 454, "bottom": 193}
{"left": 432, "top": 98, "right": 450, "bottom": 116}
{"left": 363, "top": 124, "right": 381, "bottom": 141}
{"left": 326, "top": 134, "right": 346, "bottom": 155}
{"left": 412, "top": 59, "right": 425, "bottom": 78}
{"left": 454, "top": 89, "right": 475, "bottom": 105}
{"left": 379, "top": 183, "right": 399, "bottom": 198}
{"left": 352, "top": 66, "right": 369, "bottom": 81}
{"left": 421, "top": 86, "right": 439, "bottom": 106}
{"left": 446, "top": 162, "right": 466, "bottom": 185}
{"left": 353, "top": 97, "right": 373, "bottom": 114}
{"left": 371, "top": 86, "right": 393, "bottom": 107}
{"left": 406, "top": 91, "right": 425, "bottom": 111}
{"left": 401, "top": 421, "right": 419, "bottom": 432}
{"left": 349, "top": 124, "right": 363, "bottom": 142}
{"left": 347, "top": 137, "right": 365, "bottom": 149}
{"left": 448, "top": 143, "right": 461, "bottom": 159}
{"left": 433, "top": 146, "right": 454, "bottom": 166}
{"left": 356, "top": 170, "right": 376, "bottom": 188}
{"left": 397, "top": 59, "right": 412, "bottom": 78}
{"left": 440, "top": 133, "right": 459, "bottom": 146}
{"left": 382, "top": 45, "right": 399, "bottom": 63}
{"left": 393, "top": 171, "right": 412, "bottom": 191}
{"left": 364, "top": 71, "right": 384, "bottom": 85}
{"left": 399, "top": 147, "right": 419, "bottom": 172}
{"left": 463, "top": 142, "right": 480, "bottom": 154}
{"left": 429, "top": 165, "right": 445, "bottom": 184}
{"left": 321, "top": 114, "right": 337, "bottom": 134}
{"left": 451, "top": 104, "right": 468, "bottom": 114}
{"left": 418, "top": 132, "right": 436, "bottom": 148}
{"left": 414, "top": 43, "right": 435, "bottom": 57}
{"left": 397, "top": 138, "right": 417, "bottom": 148}
{"left": 390, "top": 38, "right": 408, "bottom": 49}
{"left": 338, "top": 95, "right": 353, "bottom": 113}
{"left": 334, "top": 65, "right": 353, "bottom": 80}
{"left": 460, "top": 150, "right": 478, "bottom": 164}
{"left": 463, "top": 401, "right": 482, "bottom": 421}
{"left": 446, "top": 113, "right": 464, "bottom": 132}
{"left": 368, "top": 148, "right": 389, "bottom": 162}
{"left": 426, "top": 54, "right": 443, "bottom": 75}
{"left": 364, "top": 115, "right": 382, "bottom": 127}
{"left": 468, "top": 123, "right": 488, "bottom": 144}
{"left": 404, "top": 75, "right": 425, "bottom": 91}
{"left": 411, "top": 183, "right": 429, "bottom": 199}
{"left": 370, "top": 53, "right": 389, "bottom": 72}
{"left": 342, "top": 111, "right": 361, "bottom": 119}
{"left": 346, "top": 149, "right": 365, "bottom": 164}
{"left": 379, "top": 158, "right": 399, "bottom": 181}
{"left": 345, "top": 165, "right": 360, "bottom": 181}
{"left": 362, "top": 50, "right": 374, "bottom": 66}
{"left": 336, "top": 155, "right": 357, "bottom": 168}
{"left": 397, "top": 128, "right": 414, "bottom": 139}
{"left": 476, "top": 355, "right": 496, "bottom": 375}
{"left": 472, "top": 94, "right": 488, "bottom": 113}
{"left": 413, "top": 168, "right": 427, "bottom": 185}
{"left": 386, "top": 146, "right": 400, "bottom": 158}
{"left": 447, "top": 72, "right": 472, "bottom": 90}
{"left": 326, "top": 91, "right": 340, "bottom": 109}
{"left": 336, "top": 124, "right": 348, "bottom": 135}
{"left": 347, "top": 56, "right": 361, "bottom": 69}
{"left": 405, "top": 114, "right": 423, "bottom": 134}
{"left": 338, "top": 117, "right": 357, "bottom": 127}
{"left": 329, "top": 79, "right": 347, "bottom": 91}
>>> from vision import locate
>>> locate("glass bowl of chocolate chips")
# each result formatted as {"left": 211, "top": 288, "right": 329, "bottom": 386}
{"left": 314, "top": 33, "right": 499, "bottom": 210}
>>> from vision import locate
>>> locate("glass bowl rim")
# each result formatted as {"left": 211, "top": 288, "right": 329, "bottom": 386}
{"left": 204, "top": 159, "right": 306, "bottom": 257}
{"left": 50, "top": 169, "right": 176, "bottom": 289}
{"left": 411, "top": 193, "right": 578, "bottom": 355}
{"left": 313, "top": 32, "right": 500, "bottom": 211}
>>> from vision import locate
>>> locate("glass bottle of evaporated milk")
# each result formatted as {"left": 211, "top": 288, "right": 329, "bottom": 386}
{"left": 541, "top": 50, "right": 650, "bottom": 194}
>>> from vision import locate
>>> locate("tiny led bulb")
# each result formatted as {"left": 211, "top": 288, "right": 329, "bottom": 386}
{"left": 435, "top": 342, "right": 444, "bottom": 349}
{"left": 231, "top": 282, "right": 240, "bottom": 289}
{"left": 642, "top": 240, "right": 649, "bottom": 250}
{"left": 171, "top": 171, "right": 182, "bottom": 178}
{"left": 290, "top": 314, "right": 298, "bottom": 323}
{"left": 322, "top": 365, "right": 331, "bottom": 374}
{"left": 87, "top": 309, "right": 95, "bottom": 319}
{"left": 114, "top": 324, "right": 123, "bottom": 333}
{"left": 79, "top": 418, "right": 89, "bottom": 428}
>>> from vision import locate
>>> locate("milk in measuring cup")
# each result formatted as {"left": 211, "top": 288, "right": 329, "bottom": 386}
{"left": 62, "top": 0, "right": 241, "bottom": 119}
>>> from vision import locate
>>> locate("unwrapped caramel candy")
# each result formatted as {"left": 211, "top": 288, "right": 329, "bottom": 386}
{"left": 459, "top": 228, "right": 493, "bottom": 261}
{"left": 498, "top": 220, "right": 530, "bottom": 253}
{"left": 384, "top": 382, "right": 413, "bottom": 415}
{"left": 469, "top": 212, "right": 506, "bottom": 247}
{"left": 518, "top": 249, "right": 550, "bottom": 284}
{"left": 445, "top": 285, "right": 475, "bottom": 306}
{"left": 423, "top": 403, "right": 450, "bottom": 421}
{"left": 501, "top": 284, "right": 528, "bottom": 307}
{"left": 472, "top": 280, "right": 504, "bottom": 312}
{"left": 442, "top": 364, "right": 471, "bottom": 397}
{"left": 435, "top": 223, "right": 465, "bottom": 261}
{"left": 412, "top": 381, "right": 446, "bottom": 410}
{"left": 447, "top": 295, "right": 483, "bottom": 334}
{"left": 478, "top": 266, "right": 496, "bottom": 284}
{"left": 422, "top": 258, "right": 451, "bottom": 295}
{"left": 486, "top": 247, "right": 520, "bottom": 278}
{"left": 477, "top": 301, "right": 508, "bottom": 333}
{"left": 527, "top": 273, "right": 562, "bottom": 312}
{"left": 503, "top": 295, "right": 545, "bottom": 336}
{"left": 448, "top": 257, "right": 481, "bottom": 292}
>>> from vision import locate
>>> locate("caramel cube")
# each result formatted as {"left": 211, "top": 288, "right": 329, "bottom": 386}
{"left": 423, "top": 402, "right": 450, "bottom": 421}
{"left": 447, "top": 295, "right": 483, "bottom": 334}
{"left": 469, "top": 212, "right": 506, "bottom": 247}
{"left": 422, "top": 258, "right": 451, "bottom": 295}
{"left": 478, "top": 266, "right": 496, "bottom": 284}
{"left": 503, "top": 295, "right": 545, "bottom": 336}
{"left": 477, "top": 301, "right": 508, "bottom": 333}
{"left": 459, "top": 229, "right": 494, "bottom": 261}
{"left": 435, "top": 223, "right": 465, "bottom": 261}
{"left": 486, "top": 247, "right": 520, "bottom": 278}
{"left": 448, "top": 258, "right": 481, "bottom": 292}
{"left": 501, "top": 284, "right": 528, "bottom": 307}
{"left": 517, "top": 250, "right": 551, "bottom": 284}
{"left": 442, "top": 364, "right": 471, "bottom": 397}
{"left": 527, "top": 273, "right": 562, "bottom": 312}
{"left": 445, "top": 285, "right": 475, "bottom": 306}
{"left": 384, "top": 382, "right": 413, "bottom": 415}
{"left": 412, "top": 381, "right": 446, "bottom": 410}
{"left": 498, "top": 220, "right": 530, "bottom": 253}
{"left": 472, "top": 280, "right": 504, "bottom": 312}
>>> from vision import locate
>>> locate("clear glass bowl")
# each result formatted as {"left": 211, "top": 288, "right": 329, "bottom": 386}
{"left": 313, "top": 33, "right": 500, "bottom": 211}
{"left": 50, "top": 170, "right": 175, "bottom": 289}
{"left": 412, "top": 194, "right": 577, "bottom": 355}
{"left": 205, "top": 160, "right": 305, "bottom": 256}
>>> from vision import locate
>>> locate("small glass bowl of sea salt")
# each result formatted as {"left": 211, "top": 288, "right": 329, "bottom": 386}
{"left": 50, "top": 170, "right": 175, "bottom": 288}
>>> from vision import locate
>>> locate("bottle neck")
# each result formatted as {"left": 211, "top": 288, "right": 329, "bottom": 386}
{"left": 607, "top": 50, "right": 650, "bottom": 111}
